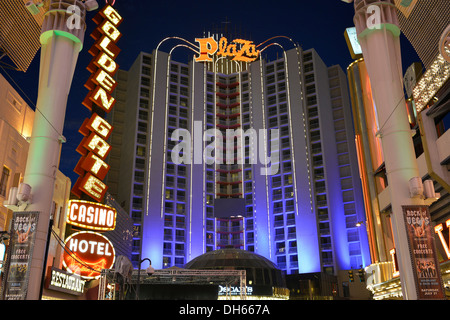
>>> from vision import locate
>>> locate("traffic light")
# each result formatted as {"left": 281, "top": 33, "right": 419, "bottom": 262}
{"left": 358, "top": 269, "right": 365, "bottom": 282}
{"left": 348, "top": 270, "right": 354, "bottom": 282}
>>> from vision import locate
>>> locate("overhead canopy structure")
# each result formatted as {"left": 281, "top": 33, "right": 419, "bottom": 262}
{"left": 0, "top": 0, "right": 46, "bottom": 71}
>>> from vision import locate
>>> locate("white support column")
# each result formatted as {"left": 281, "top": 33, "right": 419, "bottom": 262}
{"left": 23, "top": 0, "right": 87, "bottom": 300}
{"left": 352, "top": 0, "right": 424, "bottom": 300}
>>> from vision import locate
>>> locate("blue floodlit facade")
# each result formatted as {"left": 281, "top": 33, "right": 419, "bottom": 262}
{"left": 106, "top": 37, "right": 371, "bottom": 276}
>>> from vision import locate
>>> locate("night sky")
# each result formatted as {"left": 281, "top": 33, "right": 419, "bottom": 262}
{"left": 1, "top": 0, "right": 420, "bottom": 186}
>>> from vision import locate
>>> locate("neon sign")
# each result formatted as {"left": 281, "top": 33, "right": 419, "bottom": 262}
{"left": 72, "top": 4, "right": 123, "bottom": 202}
{"left": 195, "top": 37, "right": 260, "bottom": 63}
{"left": 389, "top": 248, "right": 400, "bottom": 278}
{"left": 47, "top": 267, "right": 86, "bottom": 296}
{"left": 435, "top": 219, "right": 450, "bottom": 260}
{"left": 62, "top": 231, "right": 115, "bottom": 280}
{"left": 67, "top": 200, "right": 117, "bottom": 231}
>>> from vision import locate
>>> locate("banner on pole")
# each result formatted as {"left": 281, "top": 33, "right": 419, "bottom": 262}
{"left": 1, "top": 211, "right": 39, "bottom": 300}
{"left": 403, "top": 205, "right": 446, "bottom": 300}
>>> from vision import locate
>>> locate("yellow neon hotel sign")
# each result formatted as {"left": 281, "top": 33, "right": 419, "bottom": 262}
{"left": 195, "top": 37, "right": 260, "bottom": 63}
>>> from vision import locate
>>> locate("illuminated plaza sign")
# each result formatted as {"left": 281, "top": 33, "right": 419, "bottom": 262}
{"left": 62, "top": 231, "right": 115, "bottom": 280}
{"left": 72, "top": 4, "right": 123, "bottom": 202}
{"left": 67, "top": 200, "right": 117, "bottom": 231}
{"left": 195, "top": 37, "right": 260, "bottom": 63}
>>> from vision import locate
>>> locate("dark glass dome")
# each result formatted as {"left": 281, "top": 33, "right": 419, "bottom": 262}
{"left": 185, "top": 248, "right": 285, "bottom": 287}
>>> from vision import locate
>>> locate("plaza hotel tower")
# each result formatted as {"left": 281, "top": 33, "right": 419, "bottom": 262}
{"left": 104, "top": 33, "right": 371, "bottom": 278}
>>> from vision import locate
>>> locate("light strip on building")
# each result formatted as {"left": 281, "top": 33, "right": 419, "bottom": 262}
{"left": 147, "top": 38, "right": 200, "bottom": 216}
{"left": 295, "top": 47, "right": 314, "bottom": 215}
{"left": 159, "top": 52, "right": 172, "bottom": 220}
{"left": 202, "top": 60, "right": 207, "bottom": 254}
{"left": 282, "top": 48, "right": 300, "bottom": 218}
{"left": 259, "top": 58, "right": 272, "bottom": 259}
{"left": 189, "top": 59, "right": 195, "bottom": 259}
{"left": 412, "top": 53, "right": 450, "bottom": 112}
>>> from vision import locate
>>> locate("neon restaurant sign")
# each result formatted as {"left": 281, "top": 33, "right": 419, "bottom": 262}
{"left": 72, "top": 4, "right": 123, "bottom": 202}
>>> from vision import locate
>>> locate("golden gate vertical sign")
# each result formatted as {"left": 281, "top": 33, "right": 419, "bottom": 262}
{"left": 72, "top": 4, "right": 123, "bottom": 202}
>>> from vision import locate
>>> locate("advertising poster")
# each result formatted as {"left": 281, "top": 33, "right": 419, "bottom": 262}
{"left": 2, "top": 211, "right": 39, "bottom": 300}
{"left": 402, "top": 205, "right": 445, "bottom": 299}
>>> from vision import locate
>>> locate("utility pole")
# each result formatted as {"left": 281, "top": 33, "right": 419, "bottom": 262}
{"left": 22, "top": 0, "right": 88, "bottom": 300}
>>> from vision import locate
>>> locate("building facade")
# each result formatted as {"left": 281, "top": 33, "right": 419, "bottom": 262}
{"left": 344, "top": 0, "right": 450, "bottom": 299}
{"left": 106, "top": 37, "right": 371, "bottom": 285}
{"left": 0, "top": 73, "right": 34, "bottom": 230}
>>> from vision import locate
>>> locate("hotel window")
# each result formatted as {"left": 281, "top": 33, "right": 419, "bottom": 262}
{"left": 180, "top": 66, "right": 189, "bottom": 75}
{"left": 267, "top": 74, "right": 275, "bottom": 85}
{"left": 142, "top": 66, "right": 151, "bottom": 76}
{"left": 307, "top": 96, "right": 317, "bottom": 106}
{"left": 276, "top": 61, "right": 284, "bottom": 71}
{"left": 266, "top": 64, "right": 275, "bottom": 74}
{"left": 305, "top": 74, "right": 315, "bottom": 84}
{"left": 272, "top": 188, "right": 282, "bottom": 200}
{"left": 180, "top": 98, "right": 188, "bottom": 108}
{"left": 303, "top": 52, "right": 312, "bottom": 62}
{"left": 142, "top": 55, "right": 152, "bottom": 65}
{"left": 178, "top": 177, "right": 186, "bottom": 189}
{"left": 141, "top": 77, "right": 150, "bottom": 87}
{"left": 140, "top": 88, "right": 150, "bottom": 97}
{"left": 284, "top": 186, "right": 294, "bottom": 199}
{"left": 132, "top": 198, "right": 142, "bottom": 209}
{"left": 180, "top": 86, "right": 188, "bottom": 97}
{"left": 284, "top": 174, "right": 293, "bottom": 185}
{"left": 306, "top": 85, "right": 316, "bottom": 95}
{"left": 0, "top": 166, "right": 10, "bottom": 197}
{"left": 139, "top": 99, "right": 149, "bottom": 109}
{"left": 272, "top": 176, "right": 282, "bottom": 187}
{"left": 134, "top": 171, "right": 144, "bottom": 183}
{"left": 169, "top": 95, "right": 177, "bottom": 105}
{"left": 138, "top": 110, "right": 148, "bottom": 121}
{"left": 165, "top": 189, "right": 174, "bottom": 200}
{"left": 136, "top": 146, "right": 145, "bottom": 157}
{"left": 165, "top": 202, "right": 174, "bottom": 214}
{"left": 180, "top": 76, "right": 189, "bottom": 86}
{"left": 170, "top": 74, "right": 178, "bottom": 83}
{"left": 304, "top": 63, "right": 314, "bottom": 72}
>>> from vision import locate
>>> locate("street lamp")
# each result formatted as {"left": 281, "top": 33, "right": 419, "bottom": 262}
{"left": 136, "top": 258, "right": 154, "bottom": 300}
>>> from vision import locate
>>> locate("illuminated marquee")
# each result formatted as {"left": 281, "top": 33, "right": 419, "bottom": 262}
{"left": 195, "top": 36, "right": 260, "bottom": 63}
{"left": 435, "top": 219, "right": 450, "bottom": 260}
{"left": 62, "top": 231, "right": 115, "bottom": 280}
{"left": 67, "top": 200, "right": 117, "bottom": 231}
{"left": 71, "top": 4, "right": 123, "bottom": 202}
